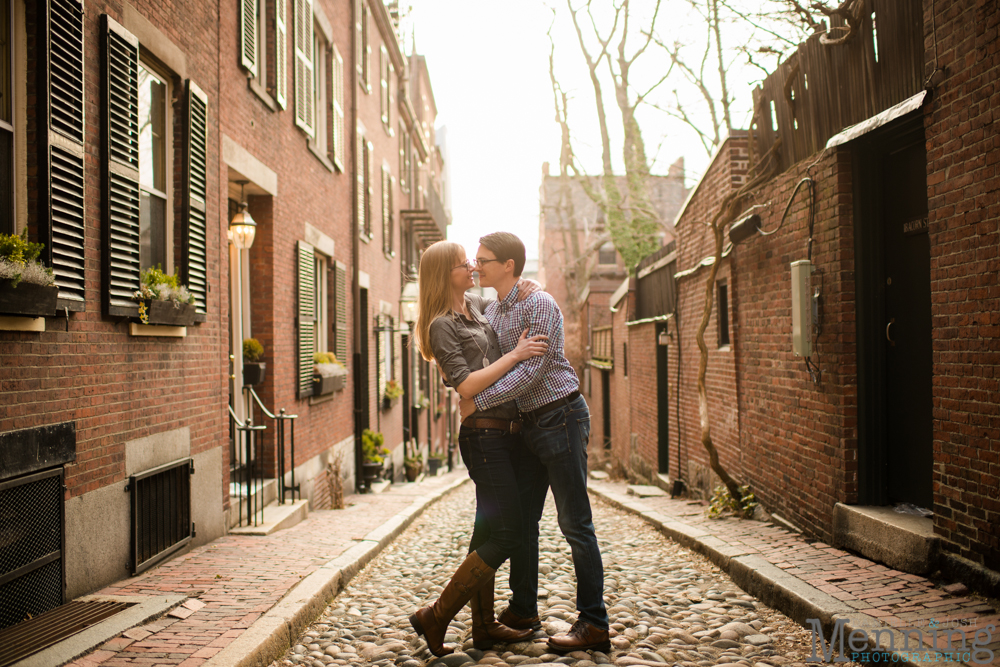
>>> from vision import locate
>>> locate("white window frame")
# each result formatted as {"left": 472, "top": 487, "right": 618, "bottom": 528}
{"left": 315, "top": 253, "right": 329, "bottom": 354}
{"left": 137, "top": 58, "right": 174, "bottom": 273}
{"left": 312, "top": 28, "right": 327, "bottom": 154}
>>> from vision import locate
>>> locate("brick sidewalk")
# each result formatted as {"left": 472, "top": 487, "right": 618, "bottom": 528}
{"left": 589, "top": 479, "right": 1000, "bottom": 667}
{"left": 65, "top": 471, "right": 469, "bottom": 667}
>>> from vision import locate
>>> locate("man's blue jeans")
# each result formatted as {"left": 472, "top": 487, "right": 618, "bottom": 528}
{"left": 508, "top": 394, "right": 609, "bottom": 630}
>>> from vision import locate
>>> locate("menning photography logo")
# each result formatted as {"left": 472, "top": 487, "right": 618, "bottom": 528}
{"left": 805, "top": 617, "right": 996, "bottom": 664}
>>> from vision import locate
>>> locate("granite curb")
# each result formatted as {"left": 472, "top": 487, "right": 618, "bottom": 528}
{"left": 587, "top": 483, "right": 974, "bottom": 667}
{"left": 203, "top": 474, "right": 469, "bottom": 667}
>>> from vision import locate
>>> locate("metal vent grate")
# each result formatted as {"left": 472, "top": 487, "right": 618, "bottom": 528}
{"left": 0, "top": 599, "right": 131, "bottom": 667}
{"left": 0, "top": 469, "right": 64, "bottom": 630}
{"left": 130, "top": 459, "right": 193, "bottom": 575}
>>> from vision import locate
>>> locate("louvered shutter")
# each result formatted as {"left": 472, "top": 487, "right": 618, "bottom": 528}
{"left": 356, "top": 129, "right": 365, "bottom": 238}
{"left": 388, "top": 176, "right": 395, "bottom": 257}
{"left": 333, "top": 261, "right": 347, "bottom": 362}
{"left": 354, "top": 0, "right": 362, "bottom": 80}
{"left": 381, "top": 166, "right": 389, "bottom": 255}
{"left": 379, "top": 47, "right": 387, "bottom": 125}
{"left": 363, "top": 5, "right": 370, "bottom": 92}
{"left": 293, "top": 0, "right": 314, "bottom": 136}
{"left": 398, "top": 125, "right": 406, "bottom": 193}
{"left": 183, "top": 81, "right": 208, "bottom": 318}
{"left": 274, "top": 0, "right": 288, "bottom": 108}
{"left": 44, "top": 0, "right": 87, "bottom": 309}
{"left": 366, "top": 140, "right": 374, "bottom": 237}
{"left": 331, "top": 44, "right": 344, "bottom": 170}
{"left": 387, "top": 62, "right": 394, "bottom": 129}
{"left": 298, "top": 241, "right": 317, "bottom": 398}
{"left": 240, "top": 0, "right": 257, "bottom": 76}
{"left": 376, "top": 314, "right": 385, "bottom": 402}
{"left": 101, "top": 15, "right": 141, "bottom": 317}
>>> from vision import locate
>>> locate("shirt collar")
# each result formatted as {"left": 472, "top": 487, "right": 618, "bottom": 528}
{"left": 500, "top": 284, "right": 520, "bottom": 311}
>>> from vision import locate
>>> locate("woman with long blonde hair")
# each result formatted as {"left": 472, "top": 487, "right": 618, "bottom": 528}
{"left": 409, "top": 241, "right": 547, "bottom": 657}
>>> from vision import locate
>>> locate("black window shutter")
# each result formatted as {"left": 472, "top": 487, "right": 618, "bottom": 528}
{"left": 40, "top": 0, "right": 87, "bottom": 310}
{"left": 333, "top": 261, "right": 348, "bottom": 362}
{"left": 298, "top": 241, "right": 317, "bottom": 398}
{"left": 101, "top": 15, "right": 141, "bottom": 317}
{"left": 183, "top": 80, "right": 209, "bottom": 320}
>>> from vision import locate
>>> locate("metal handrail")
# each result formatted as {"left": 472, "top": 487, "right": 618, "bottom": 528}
{"left": 228, "top": 404, "right": 266, "bottom": 527}
{"left": 244, "top": 387, "right": 300, "bottom": 504}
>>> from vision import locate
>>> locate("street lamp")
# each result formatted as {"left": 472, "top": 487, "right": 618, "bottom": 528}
{"left": 228, "top": 181, "right": 257, "bottom": 250}
{"left": 400, "top": 281, "right": 419, "bottom": 324}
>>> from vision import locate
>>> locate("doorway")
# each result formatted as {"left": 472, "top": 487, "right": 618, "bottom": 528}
{"left": 353, "top": 288, "right": 370, "bottom": 492}
{"left": 853, "top": 114, "right": 932, "bottom": 508}
{"left": 656, "top": 322, "right": 670, "bottom": 475}
{"left": 601, "top": 369, "right": 611, "bottom": 449}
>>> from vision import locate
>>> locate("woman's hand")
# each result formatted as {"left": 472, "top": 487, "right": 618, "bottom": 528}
{"left": 516, "top": 278, "right": 543, "bottom": 301}
{"left": 511, "top": 328, "right": 548, "bottom": 362}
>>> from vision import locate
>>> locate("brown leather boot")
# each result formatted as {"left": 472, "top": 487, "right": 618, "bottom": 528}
{"left": 497, "top": 607, "right": 542, "bottom": 631}
{"left": 409, "top": 551, "right": 495, "bottom": 657}
{"left": 547, "top": 619, "right": 611, "bottom": 654}
{"left": 470, "top": 575, "right": 534, "bottom": 649}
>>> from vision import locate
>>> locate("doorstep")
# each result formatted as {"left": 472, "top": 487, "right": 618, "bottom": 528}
{"left": 832, "top": 502, "right": 940, "bottom": 575}
{"left": 229, "top": 499, "right": 309, "bottom": 536}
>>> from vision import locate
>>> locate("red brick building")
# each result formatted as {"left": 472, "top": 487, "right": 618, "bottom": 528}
{"left": 0, "top": 0, "right": 451, "bottom": 625}
{"left": 593, "top": 1, "right": 1000, "bottom": 584}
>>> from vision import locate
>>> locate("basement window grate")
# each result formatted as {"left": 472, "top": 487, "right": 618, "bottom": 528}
{"left": 128, "top": 458, "right": 194, "bottom": 575}
{"left": 0, "top": 468, "right": 65, "bottom": 630}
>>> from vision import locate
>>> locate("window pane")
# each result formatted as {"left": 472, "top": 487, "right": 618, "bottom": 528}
{"left": 0, "top": 0, "right": 10, "bottom": 124}
{"left": 138, "top": 64, "right": 166, "bottom": 192}
{"left": 0, "top": 129, "right": 11, "bottom": 234}
{"left": 140, "top": 191, "right": 166, "bottom": 270}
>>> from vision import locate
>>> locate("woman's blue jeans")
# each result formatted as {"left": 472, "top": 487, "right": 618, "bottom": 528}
{"left": 458, "top": 426, "right": 524, "bottom": 570}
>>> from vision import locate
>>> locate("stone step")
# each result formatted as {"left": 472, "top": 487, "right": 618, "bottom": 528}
{"left": 229, "top": 499, "right": 309, "bottom": 536}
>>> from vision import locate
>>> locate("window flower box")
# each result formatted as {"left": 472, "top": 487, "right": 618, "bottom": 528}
{"left": 313, "top": 351, "right": 348, "bottom": 396}
{"left": 313, "top": 372, "right": 346, "bottom": 395}
{"left": 243, "top": 362, "right": 267, "bottom": 386}
{"left": 0, "top": 280, "right": 58, "bottom": 317}
{"left": 138, "top": 299, "right": 197, "bottom": 326}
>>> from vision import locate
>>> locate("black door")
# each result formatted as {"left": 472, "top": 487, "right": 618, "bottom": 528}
{"left": 601, "top": 369, "right": 611, "bottom": 449}
{"left": 853, "top": 114, "right": 932, "bottom": 507}
{"left": 882, "top": 139, "right": 933, "bottom": 507}
{"left": 656, "top": 322, "right": 670, "bottom": 474}
{"left": 354, "top": 288, "right": 370, "bottom": 492}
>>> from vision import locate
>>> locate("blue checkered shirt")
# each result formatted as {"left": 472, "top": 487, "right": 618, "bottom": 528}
{"left": 472, "top": 284, "right": 579, "bottom": 413}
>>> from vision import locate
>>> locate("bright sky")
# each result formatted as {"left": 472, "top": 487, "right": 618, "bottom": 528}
{"left": 407, "top": 1, "right": 777, "bottom": 260}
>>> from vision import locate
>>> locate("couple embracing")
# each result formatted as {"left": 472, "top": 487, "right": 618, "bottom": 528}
{"left": 408, "top": 232, "right": 609, "bottom": 657}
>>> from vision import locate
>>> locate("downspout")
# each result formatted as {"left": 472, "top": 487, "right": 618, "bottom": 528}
{"left": 351, "top": 0, "right": 363, "bottom": 493}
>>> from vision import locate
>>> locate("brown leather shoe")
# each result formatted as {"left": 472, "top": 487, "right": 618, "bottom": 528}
{"left": 497, "top": 607, "right": 542, "bottom": 631}
{"left": 547, "top": 619, "right": 611, "bottom": 654}
{"left": 410, "top": 552, "right": 495, "bottom": 657}
{"left": 470, "top": 575, "right": 534, "bottom": 649}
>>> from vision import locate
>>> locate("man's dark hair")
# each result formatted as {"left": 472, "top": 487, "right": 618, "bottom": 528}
{"left": 479, "top": 232, "right": 526, "bottom": 277}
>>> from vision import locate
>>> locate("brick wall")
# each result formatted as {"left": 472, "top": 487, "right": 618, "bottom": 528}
{"left": 923, "top": 0, "right": 1000, "bottom": 569}
{"left": 2, "top": 0, "right": 226, "bottom": 499}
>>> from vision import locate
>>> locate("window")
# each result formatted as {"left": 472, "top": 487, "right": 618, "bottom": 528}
{"left": 357, "top": 128, "right": 372, "bottom": 240}
{"left": 381, "top": 165, "right": 394, "bottom": 257}
{"left": 331, "top": 43, "right": 345, "bottom": 170}
{"left": 241, "top": 0, "right": 286, "bottom": 109}
{"left": 312, "top": 29, "right": 327, "bottom": 153}
{"left": 398, "top": 123, "right": 409, "bottom": 194}
{"left": 717, "top": 281, "right": 730, "bottom": 347}
{"left": 598, "top": 242, "right": 617, "bottom": 266}
{"left": 138, "top": 63, "right": 169, "bottom": 271}
{"left": 623, "top": 342, "right": 628, "bottom": 377}
{"left": 314, "top": 254, "right": 328, "bottom": 354}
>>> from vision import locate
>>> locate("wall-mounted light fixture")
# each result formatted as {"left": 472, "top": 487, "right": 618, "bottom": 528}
{"left": 400, "top": 281, "right": 419, "bottom": 325}
{"left": 228, "top": 181, "right": 257, "bottom": 250}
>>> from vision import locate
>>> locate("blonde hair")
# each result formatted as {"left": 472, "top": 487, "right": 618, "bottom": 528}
{"left": 415, "top": 241, "right": 463, "bottom": 362}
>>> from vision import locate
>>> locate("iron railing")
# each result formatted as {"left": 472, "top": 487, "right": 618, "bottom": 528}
{"left": 228, "top": 405, "right": 266, "bottom": 528}
{"left": 244, "top": 386, "right": 299, "bottom": 504}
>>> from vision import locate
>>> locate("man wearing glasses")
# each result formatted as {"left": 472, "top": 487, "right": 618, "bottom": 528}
{"left": 459, "top": 232, "right": 610, "bottom": 654}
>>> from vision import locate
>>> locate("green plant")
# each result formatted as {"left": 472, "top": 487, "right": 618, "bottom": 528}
{"left": 384, "top": 379, "right": 404, "bottom": 400}
{"left": 404, "top": 452, "right": 423, "bottom": 466}
{"left": 243, "top": 338, "right": 264, "bottom": 362}
{"left": 313, "top": 351, "right": 344, "bottom": 366}
{"left": 314, "top": 351, "right": 347, "bottom": 377}
{"left": 0, "top": 230, "right": 55, "bottom": 287}
{"left": 707, "top": 484, "right": 758, "bottom": 519}
{"left": 428, "top": 451, "right": 447, "bottom": 461}
{"left": 133, "top": 266, "right": 195, "bottom": 305}
{"left": 362, "top": 428, "right": 389, "bottom": 464}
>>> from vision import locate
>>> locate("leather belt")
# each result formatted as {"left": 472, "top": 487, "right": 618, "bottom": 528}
{"left": 463, "top": 418, "right": 522, "bottom": 434}
{"left": 520, "top": 391, "right": 581, "bottom": 422}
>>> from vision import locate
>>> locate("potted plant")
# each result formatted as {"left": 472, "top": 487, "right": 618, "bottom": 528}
{"left": 382, "top": 379, "right": 404, "bottom": 410}
{"left": 313, "top": 351, "right": 348, "bottom": 395}
{"left": 413, "top": 391, "right": 430, "bottom": 411}
{"left": 133, "top": 266, "right": 197, "bottom": 326}
{"left": 0, "top": 230, "right": 58, "bottom": 317}
{"left": 243, "top": 338, "right": 266, "bottom": 385}
{"left": 404, "top": 452, "right": 423, "bottom": 482}
{"left": 427, "top": 451, "right": 447, "bottom": 476}
{"left": 361, "top": 428, "right": 389, "bottom": 492}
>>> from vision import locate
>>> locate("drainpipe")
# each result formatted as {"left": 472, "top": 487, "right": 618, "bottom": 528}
{"left": 351, "top": 0, "right": 363, "bottom": 493}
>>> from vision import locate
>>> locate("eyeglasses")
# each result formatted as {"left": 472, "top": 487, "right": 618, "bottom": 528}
{"left": 475, "top": 258, "right": 503, "bottom": 267}
{"left": 452, "top": 259, "right": 476, "bottom": 271}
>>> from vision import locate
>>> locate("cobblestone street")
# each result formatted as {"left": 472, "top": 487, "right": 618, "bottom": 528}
{"left": 274, "top": 484, "right": 852, "bottom": 667}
